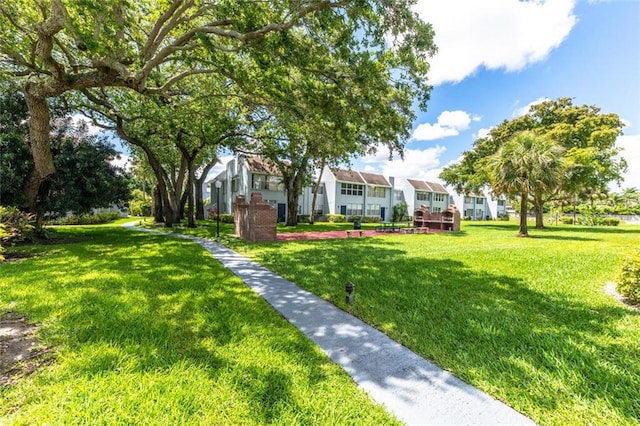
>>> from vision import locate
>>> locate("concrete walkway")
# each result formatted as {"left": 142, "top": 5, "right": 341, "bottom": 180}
{"left": 126, "top": 224, "right": 536, "bottom": 425}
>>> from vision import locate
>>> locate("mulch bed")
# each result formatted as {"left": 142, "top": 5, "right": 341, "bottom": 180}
{"left": 276, "top": 228, "right": 444, "bottom": 241}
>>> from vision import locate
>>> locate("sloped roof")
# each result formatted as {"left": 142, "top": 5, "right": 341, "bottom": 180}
{"left": 245, "top": 157, "right": 281, "bottom": 175}
{"left": 407, "top": 179, "right": 448, "bottom": 193}
{"left": 334, "top": 169, "right": 365, "bottom": 184}
{"left": 333, "top": 169, "right": 390, "bottom": 186}
{"left": 359, "top": 171, "right": 391, "bottom": 187}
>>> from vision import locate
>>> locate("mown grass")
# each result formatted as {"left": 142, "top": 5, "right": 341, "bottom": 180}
{"left": 0, "top": 226, "right": 399, "bottom": 425}
{"left": 222, "top": 220, "right": 640, "bottom": 425}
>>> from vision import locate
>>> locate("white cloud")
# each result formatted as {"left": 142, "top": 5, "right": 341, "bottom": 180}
{"left": 613, "top": 134, "right": 640, "bottom": 190}
{"left": 110, "top": 154, "right": 131, "bottom": 171}
{"left": 621, "top": 118, "right": 632, "bottom": 128}
{"left": 412, "top": 110, "right": 478, "bottom": 141}
{"left": 414, "top": 0, "right": 577, "bottom": 85}
{"left": 360, "top": 145, "right": 447, "bottom": 181}
{"left": 70, "top": 114, "right": 104, "bottom": 135}
{"left": 475, "top": 127, "right": 492, "bottom": 139}
{"left": 207, "top": 155, "right": 234, "bottom": 181}
{"left": 512, "top": 97, "right": 551, "bottom": 117}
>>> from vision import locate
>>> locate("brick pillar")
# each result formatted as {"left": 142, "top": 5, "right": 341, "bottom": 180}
{"left": 234, "top": 193, "right": 277, "bottom": 242}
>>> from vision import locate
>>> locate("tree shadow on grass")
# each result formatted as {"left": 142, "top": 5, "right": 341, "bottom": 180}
{"left": 2, "top": 227, "right": 392, "bottom": 424}
{"left": 252, "top": 241, "right": 640, "bottom": 423}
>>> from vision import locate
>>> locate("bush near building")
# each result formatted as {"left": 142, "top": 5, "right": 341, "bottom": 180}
{"left": 616, "top": 249, "right": 640, "bottom": 303}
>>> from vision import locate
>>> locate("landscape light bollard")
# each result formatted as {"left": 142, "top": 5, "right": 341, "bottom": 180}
{"left": 215, "top": 180, "right": 222, "bottom": 238}
{"left": 345, "top": 281, "right": 355, "bottom": 305}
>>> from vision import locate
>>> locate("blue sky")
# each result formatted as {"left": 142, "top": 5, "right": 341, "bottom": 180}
{"left": 357, "top": 0, "right": 640, "bottom": 191}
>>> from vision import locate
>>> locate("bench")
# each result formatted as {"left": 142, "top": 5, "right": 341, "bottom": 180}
{"left": 346, "top": 230, "right": 365, "bottom": 237}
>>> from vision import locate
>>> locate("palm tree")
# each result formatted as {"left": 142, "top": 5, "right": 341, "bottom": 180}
{"left": 485, "top": 131, "right": 565, "bottom": 237}
{"left": 622, "top": 187, "right": 639, "bottom": 209}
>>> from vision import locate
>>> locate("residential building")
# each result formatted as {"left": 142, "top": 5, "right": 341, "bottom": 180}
{"left": 207, "top": 155, "right": 506, "bottom": 223}
{"left": 208, "top": 155, "right": 312, "bottom": 222}
{"left": 397, "top": 178, "right": 452, "bottom": 215}
{"left": 322, "top": 167, "right": 392, "bottom": 220}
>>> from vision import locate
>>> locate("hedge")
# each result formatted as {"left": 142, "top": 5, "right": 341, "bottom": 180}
{"left": 616, "top": 249, "right": 640, "bottom": 303}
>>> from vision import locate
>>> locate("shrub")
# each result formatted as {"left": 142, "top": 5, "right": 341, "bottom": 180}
{"left": 0, "top": 206, "right": 35, "bottom": 243}
{"left": 561, "top": 216, "right": 574, "bottom": 224}
{"left": 207, "top": 213, "right": 235, "bottom": 223}
{"left": 50, "top": 212, "right": 120, "bottom": 225}
{"left": 497, "top": 213, "right": 510, "bottom": 221}
{"left": 0, "top": 224, "right": 7, "bottom": 262}
{"left": 362, "top": 216, "right": 381, "bottom": 223}
{"left": 327, "top": 214, "right": 346, "bottom": 223}
{"left": 392, "top": 202, "right": 408, "bottom": 222}
{"left": 616, "top": 249, "right": 640, "bottom": 303}
{"left": 348, "top": 215, "right": 362, "bottom": 222}
{"left": 601, "top": 217, "right": 620, "bottom": 226}
{"left": 129, "top": 199, "right": 152, "bottom": 216}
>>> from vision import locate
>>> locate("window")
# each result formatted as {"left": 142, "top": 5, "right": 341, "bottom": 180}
{"left": 268, "top": 176, "right": 284, "bottom": 191}
{"left": 315, "top": 185, "right": 324, "bottom": 195}
{"left": 433, "top": 207, "right": 442, "bottom": 213}
{"left": 252, "top": 175, "right": 266, "bottom": 190}
{"left": 231, "top": 177, "right": 239, "bottom": 193}
{"left": 341, "top": 183, "right": 364, "bottom": 196}
{"left": 368, "top": 186, "right": 386, "bottom": 198}
{"left": 314, "top": 208, "right": 324, "bottom": 216}
{"left": 366, "top": 204, "right": 381, "bottom": 216}
{"left": 464, "top": 196, "right": 473, "bottom": 204}
{"left": 476, "top": 209, "right": 483, "bottom": 218}
{"left": 394, "top": 190, "right": 404, "bottom": 201}
{"left": 466, "top": 209, "right": 473, "bottom": 217}
{"left": 346, "top": 203, "right": 363, "bottom": 216}
{"left": 498, "top": 199, "right": 506, "bottom": 206}
{"left": 476, "top": 197, "right": 485, "bottom": 204}
{"left": 416, "top": 191, "right": 430, "bottom": 201}
{"left": 252, "top": 174, "right": 284, "bottom": 191}
{"left": 434, "top": 193, "right": 446, "bottom": 202}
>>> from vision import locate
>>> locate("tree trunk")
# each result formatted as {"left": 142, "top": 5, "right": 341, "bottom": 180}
{"left": 286, "top": 185, "right": 299, "bottom": 226}
{"left": 23, "top": 93, "right": 56, "bottom": 214}
{"left": 186, "top": 160, "right": 196, "bottom": 228}
{"left": 309, "top": 159, "right": 326, "bottom": 225}
{"left": 534, "top": 197, "right": 545, "bottom": 229}
{"left": 153, "top": 185, "right": 164, "bottom": 223}
{"left": 518, "top": 192, "right": 529, "bottom": 237}
{"left": 195, "top": 181, "right": 205, "bottom": 221}
{"left": 194, "top": 160, "right": 216, "bottom": 220}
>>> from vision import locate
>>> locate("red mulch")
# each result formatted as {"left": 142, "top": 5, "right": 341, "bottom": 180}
{"left": 277, "top": 230, "right": 379, "bottom": 241}
{"left": 276, "top": 229, "right": 443, "bottom": 241}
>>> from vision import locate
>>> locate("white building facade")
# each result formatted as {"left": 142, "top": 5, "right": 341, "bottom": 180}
{"left": 208, "top": 155, "right": 507, "bottom": 222}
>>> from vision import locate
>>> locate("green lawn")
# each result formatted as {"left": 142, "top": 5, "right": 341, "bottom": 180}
{"left": 0, "top": 226, "right": 398, "bottom": 425}
{"left": 224, "top": 220, "right": 639, "bottom": 425}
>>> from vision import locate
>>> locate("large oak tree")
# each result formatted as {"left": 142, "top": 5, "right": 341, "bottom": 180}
{"left": 2, "top": 0, "right": 431, "bottom": 217}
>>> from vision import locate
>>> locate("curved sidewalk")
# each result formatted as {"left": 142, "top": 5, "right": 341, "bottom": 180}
{"left": 126, "top": 224, "right": 536, "bottom": 425}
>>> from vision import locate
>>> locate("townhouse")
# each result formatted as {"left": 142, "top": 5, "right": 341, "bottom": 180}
{"left": 208, "top": 155, "right": 506, "bottom": 222}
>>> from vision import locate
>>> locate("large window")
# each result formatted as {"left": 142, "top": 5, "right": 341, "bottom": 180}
{"left": 252, "top": 174, "right": 284, "bottom": 191}
{"left": 341, "top": 183, "right": 364, "bottom": 196}
{"left": 366, "top": 204, "right": 381, "bottom": 216}
{"left": 416, "top": 191, "right": 430, "bottom": 201}
{"left": 464, "top": 196, "right": 473, "bottom": 204}
{"left": 498, "top": 199, "right": 506, "bottom": 206}
{"left": 476, "top": 197, "right": 485, "bottom": 204}
{"left": 346, "top": 203, "right": 363, "bottom": 216}
{"left": 394, "top": 190, "right": 404, "bottom": 201}
{"left": 476, "top": 209, "right": 484, "bottom": 218}
{"left": 231, "top": 177, "right": 239, "bottom": 193}
{"left": 434, "top": 193, "right": 446, "bottom": 202}
{"left": 433, "top": 207, "right": 442, "bottom": 213}
{"left": 368, "top": 186, "right": 386, "bottom": 198}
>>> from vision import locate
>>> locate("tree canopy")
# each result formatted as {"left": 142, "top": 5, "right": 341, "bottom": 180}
{"left": 1, "top": 0, "right": 436, "bottom": 224}
{"left": 440, "top": 97, "right": 626, "bottom": 229}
